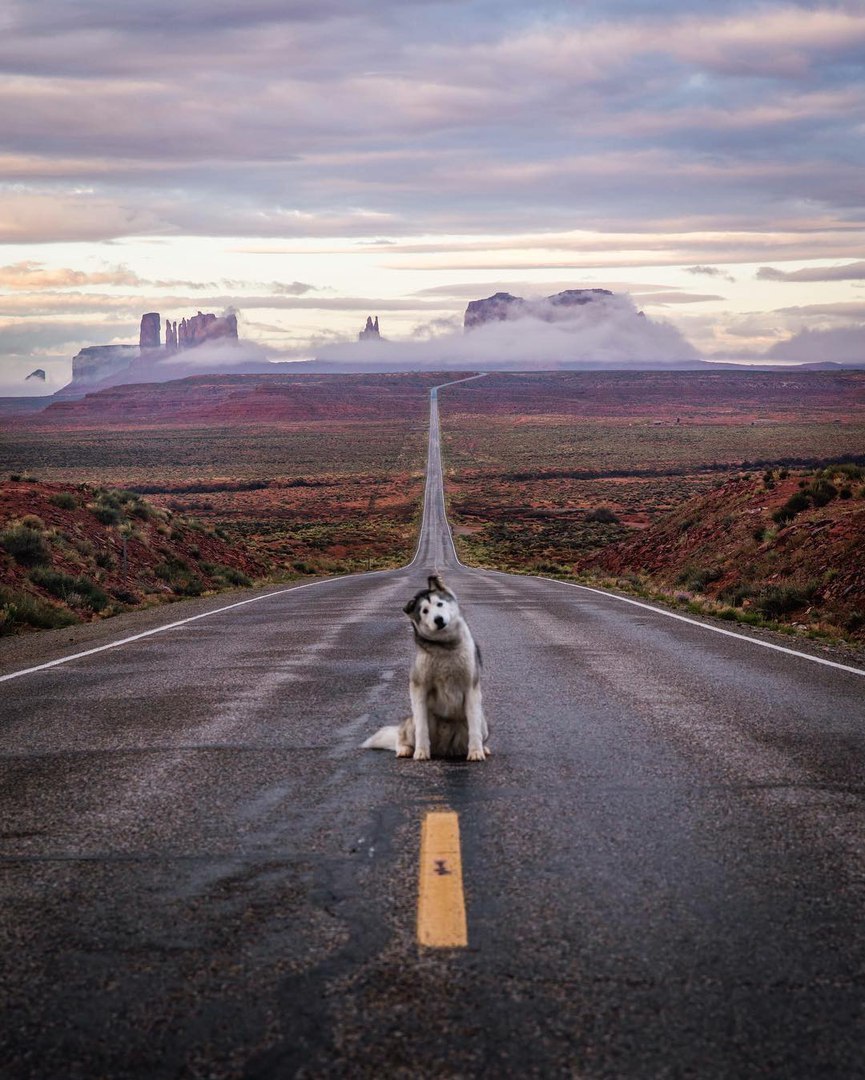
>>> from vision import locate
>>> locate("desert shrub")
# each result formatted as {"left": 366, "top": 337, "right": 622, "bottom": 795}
{"left": 217, "top": 566, "right": 252, "bottom": 587}
{"left": 89, "top": 503, "right": 124, "bottom": 526}
{"left": 676, "top": 565, "right": 722, "bottom": 593}
{"left": 839, "top": 487, "right": 852, "bottom": 500}
{"left": 154, "top": 556, "right": 190, "bottom": 581}
{"left": 49, "top": 491, "right": 78, "bottom": 510}
{"left": 71, "top": 578, "right": 109, "bottom": 612}
{"left": 585, "top": 506, "right": 621, "bottom": 524}
{"left": 19, "top": 514, "right": 45, "bottom": 531}
{"left": 29, "top": 567, "right": 109, "bottom": 611}
{"left": 778, "top": 468, "right": 789, "bottom": 479}
{"left": 173, "top": 575, "right": 204, "bottom": 597}
{"left": 95, "top": 550, "right": 116, "bottom": 569}
{"left": 754, "top": 583, "right": 818, "bottom": 618}
{"left": 844, "top": 611, "right": 865, "bottom": 633}
{"left": 9, "top": 474, "right": 22, "bottom": 482}
{"left": 719, "top": 583, "right": 754, "bottom": 608}
{"left": 773, "top": 491, "right": 811, "bottom": 524}
{"left": 111, "top": 587, "right": 140, "bottom": 605}
{"left": 128, "top": 501, "right": 152, "bottom": 520}
{"left": 718, "top": 607, "right": 739, "bottom": 621}
{"left": 0, "top": 585, "right": 79, "bottom": 634}
{"left": 29, "top": 566, "right": 77, "bottom": 597}
{"left": 752, "top": 526, "right": 766, "bottom": 543}
{"left": 0, "top": 524, "right": 51, "bottom": 566}
{"left": 808, "top": 479, "right": 837, "bottom": 508}
{"left": 532, "top": 561, "right": 567, "bottom": 575}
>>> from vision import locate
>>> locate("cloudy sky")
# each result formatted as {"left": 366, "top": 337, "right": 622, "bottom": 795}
{"left": 1, "top": 0, "right": 864, "bottom": 391}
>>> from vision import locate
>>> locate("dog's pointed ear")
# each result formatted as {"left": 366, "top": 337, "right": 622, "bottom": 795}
{"left": 428, "top": 574, "right": 456, "bottom": 600}
{"left": 403, "top": 595, "right": 419, "bottom": 615}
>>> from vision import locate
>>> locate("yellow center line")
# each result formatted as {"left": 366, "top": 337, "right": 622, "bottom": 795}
{"left": 417, "top": 809, "right": 468, "bottom": 948}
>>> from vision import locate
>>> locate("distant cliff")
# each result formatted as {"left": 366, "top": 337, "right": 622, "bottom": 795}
{"left": 358, "top": 315, "right": 381, "bottom": 341}
{"left": 464, "top": 288, "right": 613, "bottom": 330}
{"left": 59, "top": 311, "right": 241, "bottom": 397}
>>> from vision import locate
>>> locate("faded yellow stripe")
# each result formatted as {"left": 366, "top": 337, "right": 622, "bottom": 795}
{"left": 417, "top": 809, "right": 468, "bottom": 948}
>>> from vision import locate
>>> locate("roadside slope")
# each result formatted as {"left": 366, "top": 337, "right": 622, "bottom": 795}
{"left": 579, "top": 464, "right": 865, "bottom": 642}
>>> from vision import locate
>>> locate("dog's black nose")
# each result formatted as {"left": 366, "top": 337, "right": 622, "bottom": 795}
{"left": 434, "top": 616, "right": 445, "bottom": 628}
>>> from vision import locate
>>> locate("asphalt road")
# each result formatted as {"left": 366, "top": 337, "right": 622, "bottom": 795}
{"left": 2, "top": 381, "right": 864, "bottom": 1079}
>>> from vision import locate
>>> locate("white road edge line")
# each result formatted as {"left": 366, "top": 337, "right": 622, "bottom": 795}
{"left": 0, "top": 579, "right": 351, "bottom": 684}
{"left": 0, "top": 374, "right": 488, "bottom": 685}
{"left": 479, "top": 570, "right": 865, "bottom": 678}
{"left": 432, "top": 386, "right": 865, "bottom": 679}
{"left": 6, "top": 375, "right": 861, "bottom": 683}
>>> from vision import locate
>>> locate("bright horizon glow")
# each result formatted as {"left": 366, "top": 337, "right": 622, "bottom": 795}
{"left": 0, "top": 1, "right": 863, "bottom": 393}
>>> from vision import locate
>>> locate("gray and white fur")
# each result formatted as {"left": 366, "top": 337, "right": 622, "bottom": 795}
{"left": 362, "top": 575, "right": 489, "bottom": 761}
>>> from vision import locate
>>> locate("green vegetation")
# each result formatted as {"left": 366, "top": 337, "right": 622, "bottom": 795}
{"left": 0, "top": 523, "right": 51, "bottom": 566}
{"left": 28, "top": 567, "right": 109, "bottom": 611}
{"left": 439, "top": 374, "right": 865, "bottom": 647}
{"left": 0, "top": 584, "right": 79, "bottom": 634}
{"left": 87, "top": 488, "right": 159, "bottom": 527}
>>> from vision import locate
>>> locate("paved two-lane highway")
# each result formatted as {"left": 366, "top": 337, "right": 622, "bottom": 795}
{"left": 2, "top": 382, "right": 864, "bottom": 1078}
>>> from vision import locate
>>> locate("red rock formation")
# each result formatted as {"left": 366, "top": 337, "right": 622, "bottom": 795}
{"left": 177, "top": 311, "right": 238, "bottom": 347}
{"left": 463, "top": 292, "right": 523, "bottom": 330}
{"left": 358, "top": 315, "right": 381, "bottom": 341}
{"left": 463, "top": 288, "right": 613, "bottom": 330}
{"left": 139, "top": 312, "right": 161, "bottom": 348}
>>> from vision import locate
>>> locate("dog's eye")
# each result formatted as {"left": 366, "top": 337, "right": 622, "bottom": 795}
{"left": 436, "top": 602, "right": 443, "bottom": 607}
{"left": 422, "top": 607, "right": 429, "bottom": 614}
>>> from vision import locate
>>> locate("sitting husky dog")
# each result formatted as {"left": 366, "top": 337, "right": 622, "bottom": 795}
{"left": 362, "top": 575, "right": 489, "bottom": 761}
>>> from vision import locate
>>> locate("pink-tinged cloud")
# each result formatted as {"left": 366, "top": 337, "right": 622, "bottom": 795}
{"left": 0, "top": 261, "right": 143, "bottom": 289}
{"left": 758, "top": 261, "right": 865, "bottom": 283}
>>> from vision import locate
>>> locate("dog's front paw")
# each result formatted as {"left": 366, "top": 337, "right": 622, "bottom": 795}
{"left": 396, "top": 745, "right": 414, "bottom": 758}
{"left": 467, "top": 746, "right": 487, "bottom": 762}
{"left": 413, "top": 747, "right": 430, "bottom": 761}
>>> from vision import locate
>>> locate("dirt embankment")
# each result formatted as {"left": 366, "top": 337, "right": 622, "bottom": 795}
{"left": 579, "top": 465, "right": 865, "bottom": 641}
{"left": 0, "top": 478, "right": 269, "bottom": 635}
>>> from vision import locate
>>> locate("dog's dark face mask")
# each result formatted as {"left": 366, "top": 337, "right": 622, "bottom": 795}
{"left": 404, "top": 575, "right": 459, "bottom": 636}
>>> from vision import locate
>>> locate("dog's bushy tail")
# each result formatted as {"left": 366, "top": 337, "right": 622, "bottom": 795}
{"left": 361, "top": 725, "right": 399, "bottom": 751}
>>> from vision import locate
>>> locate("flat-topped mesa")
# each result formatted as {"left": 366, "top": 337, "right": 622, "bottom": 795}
{"left": 548, "top": 288, "right": 613, "bottom": 308}
{"left": 358, "top": 315, "right": 381, "bottom": 341}
{"left": 464, "top": 288, "right": 614, "bottom": 330}
{"left": 464, "top": 292, "right": 524, "bottom": 330}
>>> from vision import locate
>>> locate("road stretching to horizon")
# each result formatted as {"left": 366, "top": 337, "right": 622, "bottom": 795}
{"left": 2, "top": 379, "right": 864, "bottom": 1078}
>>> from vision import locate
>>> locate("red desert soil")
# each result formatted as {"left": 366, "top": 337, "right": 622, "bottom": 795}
{"left": 0, "top": 479, "right": 268, "bottom": 633}
{"left": 21, "top": 372, "right": 454, "bottom": 428}
{"left": 578, "top": 468, "right": 865, "bottom": 640}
